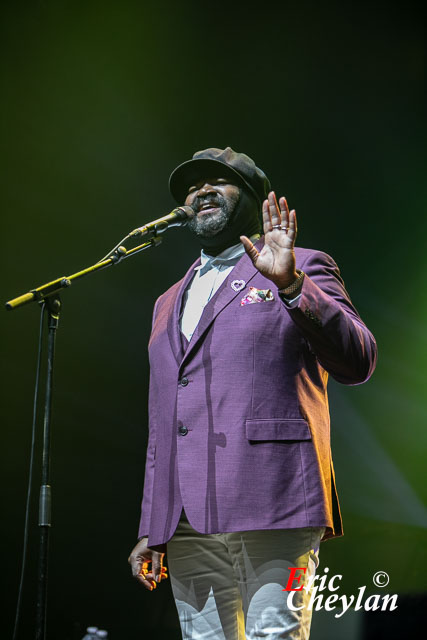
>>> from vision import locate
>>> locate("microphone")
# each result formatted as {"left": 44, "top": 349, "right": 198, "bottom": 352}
{"left": 130, "top": 205, "right": 194, "bottom": 237}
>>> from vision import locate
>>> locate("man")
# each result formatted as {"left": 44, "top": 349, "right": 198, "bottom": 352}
{"left": 128, "top": 147, "right": 377, "bottom": 639}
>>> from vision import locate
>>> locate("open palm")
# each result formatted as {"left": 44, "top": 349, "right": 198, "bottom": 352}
{"left": 241, "top": 191, "right": 298, "bottom": 290}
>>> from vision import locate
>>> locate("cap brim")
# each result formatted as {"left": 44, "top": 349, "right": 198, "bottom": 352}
{"left": 169, "top": 158, "right": 256, "bottom": 204}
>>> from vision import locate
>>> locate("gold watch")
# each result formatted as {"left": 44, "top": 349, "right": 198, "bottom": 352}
{"left": 279, "top": 270, "right": 305, "bottom": 296}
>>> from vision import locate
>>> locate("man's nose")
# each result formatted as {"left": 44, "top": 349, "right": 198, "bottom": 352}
{"left": 197, "top": 182, "right": 216, "bottom": 196}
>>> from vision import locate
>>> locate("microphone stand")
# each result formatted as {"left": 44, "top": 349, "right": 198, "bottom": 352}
{"left": 35, "top": 294, "right": 59, "bottom": 640}
{"left": 6, "top": 233, "right": 163, "bottom": 640}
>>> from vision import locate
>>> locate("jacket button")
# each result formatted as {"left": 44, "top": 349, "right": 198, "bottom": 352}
{"left": 179, "top": 377, "right": 189, "bottom": 387}
{"left": 178, "top": 425, "right": 188, "bottom": 436}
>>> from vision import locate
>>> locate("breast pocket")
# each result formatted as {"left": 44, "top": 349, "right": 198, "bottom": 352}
{"left": 239, "top": 301, "right": 277, "bottom": 313}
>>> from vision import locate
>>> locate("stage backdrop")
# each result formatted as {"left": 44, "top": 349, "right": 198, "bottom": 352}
{"left": 1, "top": 1, "right": 426, "bottom": 638}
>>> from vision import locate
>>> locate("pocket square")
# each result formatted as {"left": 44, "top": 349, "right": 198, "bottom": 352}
{"left": 240, "top": 287, "right": 275, "bottom": 306}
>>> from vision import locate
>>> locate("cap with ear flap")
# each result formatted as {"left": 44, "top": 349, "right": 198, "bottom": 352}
{"left": 168, "top": 147, "right": 271, "bottom": 205}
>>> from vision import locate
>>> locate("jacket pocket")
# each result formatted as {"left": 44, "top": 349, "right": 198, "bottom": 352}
{"left": 240, "top": 300, "right": 277, "bottom": 312}
{"left": 245, "top": 418, "right": 312, "bottom": 441}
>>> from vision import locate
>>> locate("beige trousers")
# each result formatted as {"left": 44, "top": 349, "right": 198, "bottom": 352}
{"left": 167, "top": 512, "right": 324, "bottom": 640}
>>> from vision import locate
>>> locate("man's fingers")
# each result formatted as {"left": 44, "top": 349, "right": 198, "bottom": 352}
{"left": 288, "top": 209, "right": 297, "bottom": 240}
{"left": 137, "top": 570, "right": 157, "bottom": 590}
{"left": 134, "top": 560, "right": 159, "bottom": 590}
{"left": 152, "top": 551, "right": 166, "bottom": 583}
{"left": 262, "top": 198, "right": 271, "bottom": 233}
{"left": 129, "top": 558, "right": 155, "bottom": 590}
{"left": 268, "top": 191, "right": 281, "bottom": 227}
{"left": 240, "top": 236, "right": 259, "bottom": 264}
{"left": 264, "top": 193, "right": 292, "bottom": 233}
{"left": 279, "top": 196, "right": 290, "bottom": 229}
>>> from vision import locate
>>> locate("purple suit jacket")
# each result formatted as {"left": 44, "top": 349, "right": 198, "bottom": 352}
{"left": 138, "top": 242, "right": 377, "bottom": 547}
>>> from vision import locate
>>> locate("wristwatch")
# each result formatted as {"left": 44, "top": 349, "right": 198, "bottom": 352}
{"left": 279, "top": 269, "right": 305, "bottom": 296}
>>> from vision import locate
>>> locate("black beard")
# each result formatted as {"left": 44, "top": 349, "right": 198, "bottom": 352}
{"left": 187, "top": 191, "right": 240, "bottom": 238}
{"left": 186, "top": 186, "right": 261, "bottom": 256}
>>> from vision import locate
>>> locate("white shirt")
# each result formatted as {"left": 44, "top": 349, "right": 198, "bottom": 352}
{"left": 180, "top": 236, "right": 260, "bottom": 341}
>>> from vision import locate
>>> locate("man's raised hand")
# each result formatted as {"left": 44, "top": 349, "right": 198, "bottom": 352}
{"left": 241, "top": 191, "right": 298, "bottom": 290}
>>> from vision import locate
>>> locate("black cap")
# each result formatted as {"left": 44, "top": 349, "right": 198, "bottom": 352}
{"left": 169, "top": 147, "right": 271, "bottom": 205}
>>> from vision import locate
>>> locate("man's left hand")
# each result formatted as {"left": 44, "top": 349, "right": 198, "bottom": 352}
{"left": 241, "top": 191, "right": 298, "bottom": 290}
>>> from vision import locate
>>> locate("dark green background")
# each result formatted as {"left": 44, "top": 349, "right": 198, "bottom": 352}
{"left": 1, "top": 1, "right": 426, "bottom": 638}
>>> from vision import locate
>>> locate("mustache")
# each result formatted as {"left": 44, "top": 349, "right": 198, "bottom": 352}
{"left": 192, "top": 194, "right": 225, "bottom": 213}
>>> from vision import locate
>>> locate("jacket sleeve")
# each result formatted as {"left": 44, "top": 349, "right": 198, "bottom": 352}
{"left": 284, "top": 250, "right": 377, "bottom": 385}
{"left": 137, "top": 299, "right": 160, "bottom": 539}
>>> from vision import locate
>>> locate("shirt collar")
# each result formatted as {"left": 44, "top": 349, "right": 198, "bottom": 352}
{"left": 195, "top": 234, "right": 260, "bottom": 275}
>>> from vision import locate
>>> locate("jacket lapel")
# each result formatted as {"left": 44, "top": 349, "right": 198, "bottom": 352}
{"left": 166, "top": 256, "right": 201, "bottom": 366}
{"left": 181, "top": 238, "right": 264, "bottom": 367}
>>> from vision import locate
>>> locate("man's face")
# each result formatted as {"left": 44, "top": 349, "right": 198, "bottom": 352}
{"left": 184, "top": 177, "right": 241, "bottom": 238}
